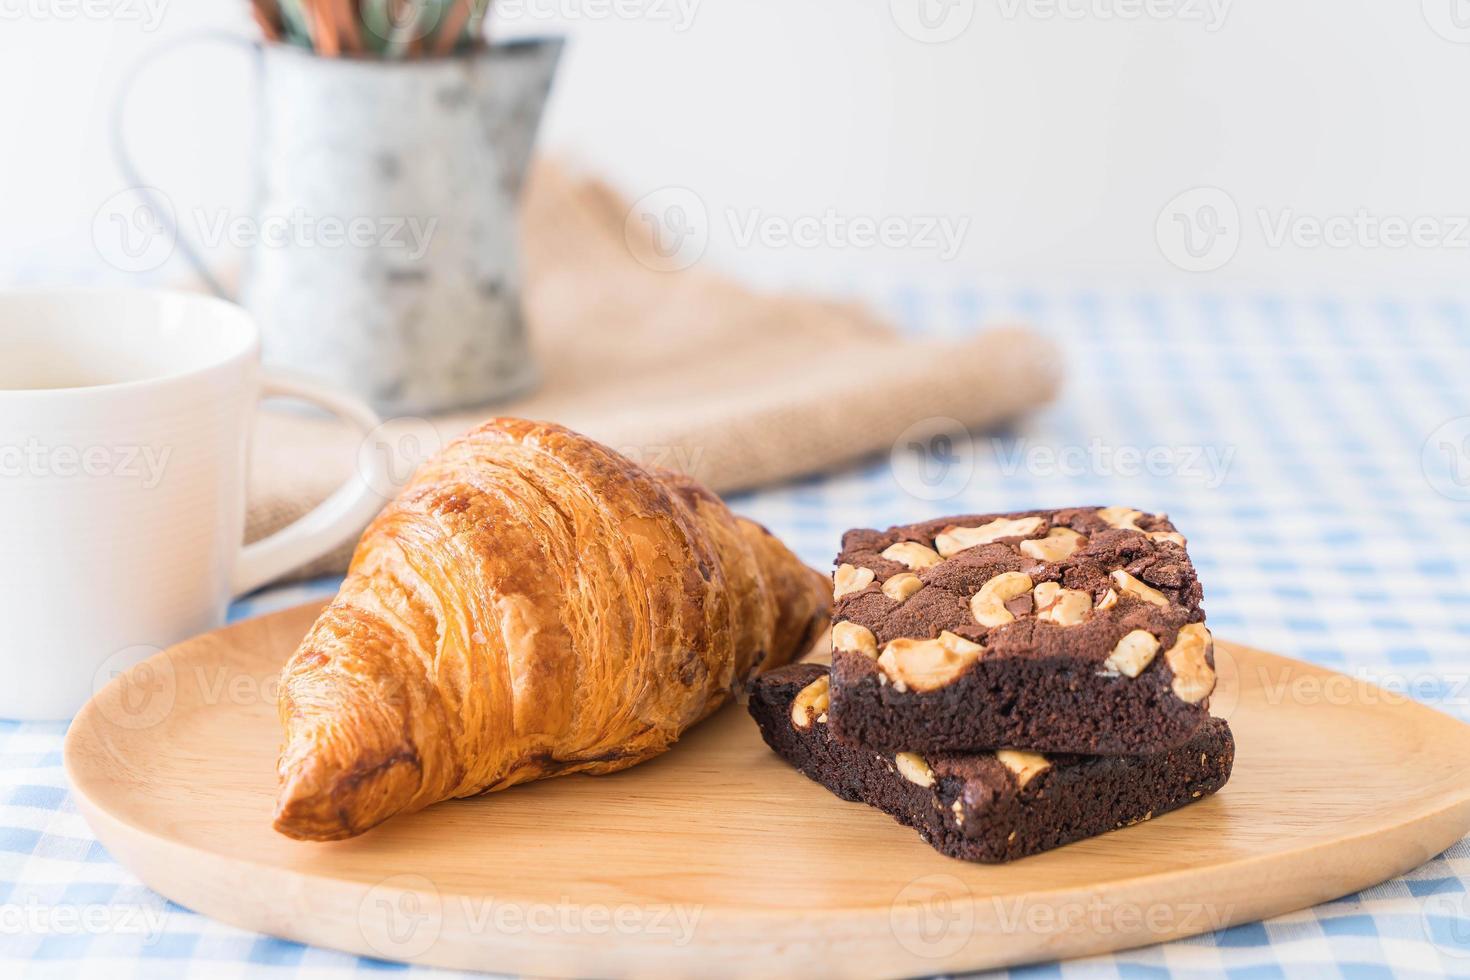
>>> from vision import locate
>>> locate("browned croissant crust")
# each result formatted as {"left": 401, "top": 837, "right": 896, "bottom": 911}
{"left": 273, "top": 418, "right": 831, "bottom": 841}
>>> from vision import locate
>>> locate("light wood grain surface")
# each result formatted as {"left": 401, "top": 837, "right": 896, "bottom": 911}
{"left": 64, "top": 602, "right": 1470, "bottom": 978}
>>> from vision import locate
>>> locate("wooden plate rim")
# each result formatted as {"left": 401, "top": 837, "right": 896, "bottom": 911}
{"left": 62, "top": 601, "right": 1470, "bottom": 975}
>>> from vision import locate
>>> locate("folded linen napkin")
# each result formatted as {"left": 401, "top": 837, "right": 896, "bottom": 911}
{"left": 247, "top": 163, "right": 1062, "bottom": 581}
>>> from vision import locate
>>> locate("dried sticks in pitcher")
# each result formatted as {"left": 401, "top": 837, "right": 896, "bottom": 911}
{"left": 249, "top": 0, "right": 491, "bottom": 57}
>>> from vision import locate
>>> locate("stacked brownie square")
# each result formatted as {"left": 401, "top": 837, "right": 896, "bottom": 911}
{"left": 748, "top": 507, "right": 1234, "bottom": 863}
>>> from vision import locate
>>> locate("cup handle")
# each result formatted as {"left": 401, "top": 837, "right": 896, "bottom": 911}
{"left": 231, "top": 373, "right": 387, "bottom": 596}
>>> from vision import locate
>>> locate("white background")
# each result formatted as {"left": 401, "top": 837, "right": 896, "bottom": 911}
{"left": 4, "top": 0, "right": 1470, "bottom": 293}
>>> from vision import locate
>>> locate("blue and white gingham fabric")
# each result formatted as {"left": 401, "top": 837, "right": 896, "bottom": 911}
{"left": 4, "top": 285, "right": 1469, "bottom": 978}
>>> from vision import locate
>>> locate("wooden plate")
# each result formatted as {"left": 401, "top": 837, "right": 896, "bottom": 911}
{"left": 65, "top": 602, "right": 1470, "bottom": 978}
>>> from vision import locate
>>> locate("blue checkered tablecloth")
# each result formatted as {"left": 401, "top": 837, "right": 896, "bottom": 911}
{"left": 3, "top": 285, "right": 1469, "bottom": 978}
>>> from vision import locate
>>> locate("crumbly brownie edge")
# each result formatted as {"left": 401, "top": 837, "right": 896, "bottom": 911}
{"left": 750, "top": 665, "right": 1234, "bottom": 864}
{"left": 828, "top": 648, "right": 1208, "bottom": 755}
{"left": 942, "top": 718, "right": 1234, "bottom": 858}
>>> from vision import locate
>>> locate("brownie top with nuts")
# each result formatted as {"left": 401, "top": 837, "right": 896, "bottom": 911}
{"left": 833, "top": 507, "right": 1204, "bottom": 667}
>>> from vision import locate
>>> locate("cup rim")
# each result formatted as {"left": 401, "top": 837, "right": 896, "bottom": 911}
{"left": 0, "top": 288, "right": 261, "bottom": 398}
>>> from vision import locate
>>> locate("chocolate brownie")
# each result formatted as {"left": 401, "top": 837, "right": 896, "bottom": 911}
{"left": 751, "top": 663, "right": 1234, "bottom": 863}
{"left": 826, "top": 507, "right": 1215, "bottom": 755}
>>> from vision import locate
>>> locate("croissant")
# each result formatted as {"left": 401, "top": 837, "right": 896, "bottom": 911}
{"left": 272, "top": 418, "right": 831, "bottom": 840}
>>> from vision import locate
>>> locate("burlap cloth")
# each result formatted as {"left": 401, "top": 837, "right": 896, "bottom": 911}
{"left": 247, "top": 163, "right": 1063, "bottom": 582}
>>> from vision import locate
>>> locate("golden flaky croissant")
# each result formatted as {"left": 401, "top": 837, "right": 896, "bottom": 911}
{"left": 273, "top": 418, "right": 831, "bottom": 841}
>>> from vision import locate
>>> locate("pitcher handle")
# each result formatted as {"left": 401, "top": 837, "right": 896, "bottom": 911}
{"left": 110, "top": 31, "right": 263, "bottom": 301}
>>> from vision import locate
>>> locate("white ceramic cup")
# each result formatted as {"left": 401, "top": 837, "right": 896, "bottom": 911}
{"left": 0, "top": 289, "right": 385, "bottom": 720}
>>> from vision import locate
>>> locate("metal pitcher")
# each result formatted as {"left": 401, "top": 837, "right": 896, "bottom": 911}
{"left": 116, "top": 37, "right": 561, "bottom": 417}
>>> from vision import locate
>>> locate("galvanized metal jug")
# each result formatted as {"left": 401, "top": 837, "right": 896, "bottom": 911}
{"left": 119, "top": 38, "right": 560, "bottom": 416}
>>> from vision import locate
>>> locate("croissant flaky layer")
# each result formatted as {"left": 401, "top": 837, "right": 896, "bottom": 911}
{"left": 273, "top": 418, "right": 831, "bottom": 841}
